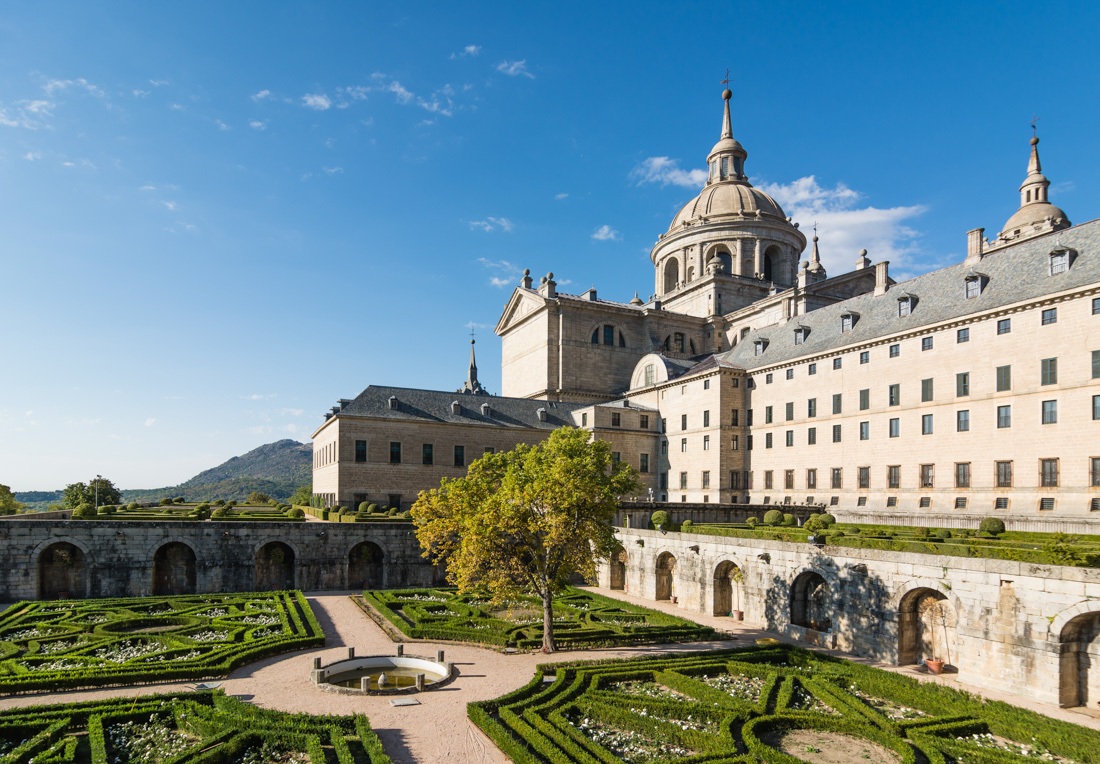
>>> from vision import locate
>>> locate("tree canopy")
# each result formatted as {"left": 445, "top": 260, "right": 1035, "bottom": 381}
{"left": 411, "top": 427, "right": 639, "bottom": 652}
{"left": 0, "top": 484, "right": 26, "bottom": 516}
{"left": 62, "top": 478, "right": 121, "bottom": 509}
{"left": 288, "top": 483, "right": 312, "bottom": 506}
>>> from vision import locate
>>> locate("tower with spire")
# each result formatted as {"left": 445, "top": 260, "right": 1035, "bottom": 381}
{"left": 457, "top": 338, "right": 489, "bottom": 396}
{"left": 997, "top": 132, "right": 1071, "bottom": 243}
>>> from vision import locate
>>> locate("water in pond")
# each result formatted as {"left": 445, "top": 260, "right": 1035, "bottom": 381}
{"left": 329, "top": 667, "right": 444, "bottom": 690}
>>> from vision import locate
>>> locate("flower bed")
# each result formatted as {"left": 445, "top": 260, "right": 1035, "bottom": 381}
{"left": 361, "top": 587, "right": 716, "bottom": 650}
{"left": 469, "top": 644, "right": 1100, "bottom": 764}
{"left": 0, "top": 690, "right": 391, "bottom": 764}
{"left": 0, "top": 591, "right": 323, "bottom": 693}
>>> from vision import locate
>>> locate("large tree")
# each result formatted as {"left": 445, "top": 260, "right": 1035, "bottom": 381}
{"left": 0, "top": 484, "right": 26, "bottom": 516}
{"left": 62, "top": 477, "right": 121, "bottom": 509}
{"left": 411, "top": 427, "right": 639, "bottom": 652}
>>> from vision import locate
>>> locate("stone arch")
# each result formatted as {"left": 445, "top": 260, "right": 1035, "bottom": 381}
{"left": 712, "top": 560, "right": 744, "bottom": 617}
{"left": 609, "top": 548, "right": 627, "bottom": 591}
{"left": 889, "top": 578, "right": 966, "bottom": 625}
{"left": 687, "top": 265, "right": 696, "bottom": 282}
{"left": 152, "top": 542, "right": 197, "bottom": 595}
{"left": 348, "top": 541, "right": 385, "bottom": 590}
{"left": 663, "top": 258, "right": 679, "bottom": 293}
{"left": 790, "top": 570, "right": 832, "bottom": 631}
{"left": 655, "top": 551, "right": 676, "bottom": 601}
{"left": 255, "top": 541, "right": 296, "bottom": 591}
{"left": 897, "top": 587, "right": 958, "bottom": 667}
{"left": 37, "top": 542, "right": 88, "bottom": 600}
{"left": 705, "top": 245, "right": 734, "bottom": 275}
{"left": 763, "top": 244, "right": 783, "bottom": 283}
{"left": 1057, "top": 605, "right": 1100, "bottom": 707}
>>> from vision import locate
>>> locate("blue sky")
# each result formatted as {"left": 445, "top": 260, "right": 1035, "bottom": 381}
{"left": 3, "top": 2, "right": 1099, "bottom": 490}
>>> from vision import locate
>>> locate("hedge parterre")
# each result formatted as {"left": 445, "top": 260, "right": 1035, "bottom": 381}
{"left": 0, "top": 591, "right": 323, "bottom": 693}
{"left": 470, "top": 645, "right": 1100, "bottom": 764}
{"left": 361, "top": 587, "right": 717, "bottom": 650}
{"left": 0, "top": 690, "right": 390, "bottom": 764}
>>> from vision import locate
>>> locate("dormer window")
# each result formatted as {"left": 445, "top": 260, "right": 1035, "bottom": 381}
{"left": 794, "top": 327, "right": 808, "bottom": 345}
{"left": 840, "top": 313, "right": 856, "bottom": 333}
{"left": 1050, "top": 250, "right": 1069, "bottom": 276}
{"left": 898, "top": 296, "right": 912, "bottom": 317}
{"left": 964, "top": 273, "right": 986, "bottom": 299}
{"left": 753, "top": 339, "right": 767, "bottom": 356}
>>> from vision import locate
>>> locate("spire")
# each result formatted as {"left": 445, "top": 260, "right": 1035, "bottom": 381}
{"left": 458, "top": 338, "right": 489, "bottom": 395}
{"left": 1027, "top": 135, "right": 1042, "bottom": 176}
{"left": 808, "top": 233, "right": 824, "bottom": 273}
{"left": 997, "top": 127, "right": 1071, "bottom": 241}
{"left": 721, "top": 86, "right": 733, "bottom": 140}
{"left": 706, "top": 83, "right": 748, "bottom": 184}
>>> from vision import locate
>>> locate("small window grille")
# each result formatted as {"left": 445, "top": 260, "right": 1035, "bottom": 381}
{"left": 857, "top": 496, "right": 867, "bottom": 507}
{"left": 1040, "top": 497, "right": 1055, "bottom": 511}
{"left": 898, "top": 297, "right": 911, "bottom": 317}
{"left": 919, "top": 497, "right": 931, "bottom": 508}
{"left": 886, "top": 496, "right": 897, "bottom": 507}
{"left": 830, "top": 496, "right": 839, "bottom": 506}
{"left": 964, "top": 278, "right": 981, "bottom": 299}
{"left": 1091, "top": 498, "right": 1100, "bottom": 512}
{"left": 995, "top": 497, "right": 1009, "bottom": 510}
{"left": 1050, "top": 251, "right": 1069, "bottom": 275}
{"left": 954, "top": 497, "right": 967, "bottom": 509}
{"left": 841, "top": 314, "right": 853, "bottom": 332}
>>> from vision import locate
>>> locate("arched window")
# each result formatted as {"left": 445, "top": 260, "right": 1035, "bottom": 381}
{"left": 618, "top": 330, "right": 626, "bottom": 347}
{"left": 663, "top": 259, "right": 679, "bottom": 292}
{"left": 603, "top": 325, "right": 614, "bottom": 345}
{"left": 591, "top": 329, "right": 599, "bottom": 344}
{"left": 763, "top": 253, "right": 773, "bottom": 281}
{"left": 674, "top": 333, "right": 685, "bottom": 353}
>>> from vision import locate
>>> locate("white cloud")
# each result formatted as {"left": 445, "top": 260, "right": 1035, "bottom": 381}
{"left": 464, "top": 321, "right": 488, "bottom": 330}
{"left": 132, "top": 89, "right": 149, "bottom": 98}
{"left": 343, "top": 85, "right": 368, "bottom": 101}
{"left": 478, "top": 257, "right": 523, "bottom": 288}
{"left": 592, "top": 225, "right": 621, "bottom": 241}
{"left": 451, "top": 44, "right": 482, "bottom": 59}
{"left": 302, "top": 93, "right": 332, "bottom": 110}
{"left": 140, "top": 185, "right": 156, "bottom": 191}
{"left": 144, "top": 418, "right": 156, "bottom": 427}
{"left": 555, "top": 193, "right": 569, "bottom": 200}
{"left": 630, "top": 156, "right": 707, "bottom": 188}
{"left": 469, "top": 217, "right": 514, "bottom": 233}
{"left": 249, "top": 120, "right": 266, "bottom": 130}
{"left": 489, "top": 277, "right": 512, "bottom": 288}
{"left": 215, "top": 119, "right": 230, "bottom": 131}
{"left": 322, "top": 166, "right": 343, "bottom": 175}
{"left": 25, "top": 410, "right": 33, "bottom": 416}
{"left": 22, "top": 152, "right": 40, "bottom": 161}
{"left": 169, "top": 103, "right": 185, "bottom": 111}
{"left": 280, "top": 423, "right": 300, "bottom": 434}
{"left": 251, "top": 89, "right": 271, "bottom": 101}
{"left": 281, "top": 408, "right": 304, "bottom": 417}
{"left": 242, "top": 393, "right": 276, "bottom": 400}
{"left": 478, "top": 257, "right": 517, "bottom": 270}
{"left": 43, "top": 78, "right": 105, "bottom": 97}
{"left": 162, "top": 201, "right": 177, "bottom": 211}
{"left": 497, "top": 60, "right": 534, "bottom": 79}
{"left": 245, "top": 425, "right": 268, "bottom": 435}
{"left": 387, "top": 81, "right": 414, "bottom": 105}
{"left": 22, "top": 100, "right": 54, "bottom": 115}
{"left": 148, "top": 79, "right": 170, "bottom": 87}
{"left": 164, "top": 395, "right": 184, "bottom": 400}
{"left": 758, "top": 175, "right": 927, "bottom": 274}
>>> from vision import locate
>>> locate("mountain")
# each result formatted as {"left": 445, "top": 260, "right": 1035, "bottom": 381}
{"left": 120, "top": 440, "right": 312, "bottom": 503}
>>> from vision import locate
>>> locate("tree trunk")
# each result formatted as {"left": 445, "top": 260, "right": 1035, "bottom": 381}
{"left": 542, "top": 594, "right": 556, "bottom": 653}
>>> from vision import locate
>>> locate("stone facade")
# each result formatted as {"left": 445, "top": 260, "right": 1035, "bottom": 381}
{"left": 600, "top": 526, "right": 1100, "bottom": 707}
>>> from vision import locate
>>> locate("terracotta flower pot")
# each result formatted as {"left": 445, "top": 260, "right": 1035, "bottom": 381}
{"left": 731, "top": 610, "right": 744, "bottom": 621}
{"left": 925, "top": 659, "right": 945, "bottom": 674}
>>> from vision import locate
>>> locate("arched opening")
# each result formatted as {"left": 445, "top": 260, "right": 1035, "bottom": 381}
{"left": 348, "top": 541, "right": 385, "bottom": 590}
{"left": 655, "top": 552, "right": 676, "bottom": 601}
{"left": 609, "top": 548, "right": 627, "bottom": 591}
{"left": 38, "top": 543, "right": 86, "bottom": 600}
{"left": 152, "top": 542, "right": 196, "bottom": 596}
{"left": 687, "top": 265, "right": 695, "bottom": 282}
{"left": 898, "top": 588, "right": 957, "bottom": 667}
{"left": 763, "top": 253, "right": 774, "bottom": 281}
{"left": 717, "top": 251, "right": 733, "bottom": 273}
{"left": 713, "top": 560, "right": 743, "bottom": 617}
{"left": 790, "top": 571, "right": 831, "bottom": 631}
{"left": 255, "top": 542, "right": 295, "bottom": 591}
{"left": 1059, "top": 612, "right": 1100, "bottom": 707}
{"left": 663, "top": 259, "right": 679, "bottom": 292}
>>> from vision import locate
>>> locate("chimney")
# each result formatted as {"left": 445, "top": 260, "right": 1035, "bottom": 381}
{"left": 874, "top": 261, "right": 890, "bottom": 296}
{"left": 966, "top": 228, "right": 985, "bottom": 264}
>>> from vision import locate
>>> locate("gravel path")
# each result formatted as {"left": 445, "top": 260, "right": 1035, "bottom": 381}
{"left": 0, "top": 588, "right": 1095, "bottom": 764}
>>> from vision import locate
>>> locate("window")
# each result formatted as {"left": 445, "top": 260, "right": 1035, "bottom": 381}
{"left": 832, "top": 424, "right": 842, "bottom": 442}
{"left": 794, "top": 328, "right": 806, "bottom": 345}
{"left": 764, "top": 471, "right": 774, "bottom": 489}
{"left": 731, "top": 435, "right": 739, "bottom": 450}
{"left": 858, "top": 466, "right": 870, "bottom": 489}
{"left": 921, "top": 378, "right": 934, "bottom": 402}
{"left": 786, "top": 368, "right": 794, "bottom": 380}
{"left": 644, "top": 364, "right": 655, "bottom": 386}
{"left": 831, "top": 468, "right": 842, "bottom": 489}
{"left": 682, "top": 414, "right": 688, "bottom": 430}
{"left": 955, "top": 462, "right": 971, "bottom": 488}
{"left": 1050, "top": 251, "right": 1069, "bottom": 275}
{"left": 603, "top": 325, "right": 614, "bottom": 345}
{"left": 355, "top": 440, "right": 367, "bottom": 463}
{"left": 996, "top": 497, "right": 1010, "bottom": 510}
{"left": 485, "top": 446, "right": 495, "bottom": 454}
{"left": 860, "top": 351, "right": 869, "bottom": 364}
{"left": 898, "top": 297, "right": 912, "bottom": 317}
{"left": 807, "top": 469, "right": 817, "bottom": 489}
{"left": 581, "top": 412, "right": 588, "bottom": 427}
{"left": 640, "top": 454, "right": 649, "bottom": 473}
{"left": 703, "top": 410, "right": 711, "bottom": 427}
{"left": 730, "top": 471, "right": 741, "bottom": 489}
{"left": 833, "top": 357, "right": 842, "bottom": 370}
{"left": 785, "top": 402, "right": 793, "bottom": 421}
{"left": 830, "top": 496, "right": 840, "bottom": 506}
{"left": 785, "top": 430, "right": 793, "bottom": 447}
{"left": 922, "top": 336, "right": 933, "bottom": 351}
{"left": 957, "top": 327, "right": 970, "bottom": 343}
{"left": 859, "top": 389, "right": 870, "bottom": 410}
{"left": 922, "top": 414, "right": 933, "bottom": 434}
{"left": 754, "top": 340, "right": 765, "bottom": 356}
{"left": 808, "top": 427, "right": 817, "bottom": 445}
{"left": 888, "top": 384, "right": 900, "bottom": 406}
{"left": 702, "top": 471, "right": 711, "bottom": 489}
{"left": 1042, "top": 307, "right": 1058, "bottom": 325}
{"left": 887, "top": 496, "right": 898, "bottom": 507}
{"left": 611, "top": 412, "right": 621, "bottom": 427}
{"left": 808, "top": 363, "right": 817, "bottom": 375}
{"left": 997, "top": 405, "right": 1012, "bottom": 428}
{"left": 997, "top": 318, "right": 1011, "bottom": 335}
{"left": 996, "top": 365, "right": 1011, "bottom": 392}
{"left": 808, "top": 398, "right": 817, "bottom": 418}
{"left": 919, "top": 497, "right": 932, "bottom": 508}
{"left": 889, "top": 418, "right": 900, "bottom": 438}
{"left": 1042, "top": 400, "right": 1058, "bottom": 424}
{"left": 1095, "top": 297, "right": 1100, "bottom": 315}
{"left": 832, "top": 393, "right": 842, "bottom": 414}
{"left": 964, "top": 278, "right": 981, "bottom": 299}
{"left": 703, "top": 435, "right": 711, "bottom": 451}
{"left": 957, "top": 410, "right": 970, "bottom": 432}
{"left": 640, "top": 414, "right": 649, "bottom": 429}
{"left": 747, "top": 409, "right": 753, "bottom": 426}
{"left": 680, "top": 472, "right": 688, "bottom": 489}
{"left": 453, "top": 445, "right": 465, "bottom": 467}
{"left": 704, "top": 379, "right": 710, "bottom": 390}
{"left": 996, "top": 461, "right": 1013, "bottom": 488}
{"left": 1038, "top": 497, "right": 1055, "bottom": 511}
{"left": 920, "top": 464, "right": 934, "bottom": 488}
{"left": 860, "top": 421, "right": 870, "bottom": 440}
{"left": 889, "top": 343, "right": 900, "bottom": 358}
{"left": 1041, "top": 458, "right": 1059, "bottom": 487}
{"left": 765, "top": 433, "right": 773, "bottom": 449}
{"left": 784, "top": 470, "right": 794, "bottom": 490}
{"left": 765, "top": 406, "right": 773, "bottom": 424}
{"left": 389, "top": 442, "right": 402, "bottom": 464}
{"left": 955, "top": 497, "right": 968, "bottom": 509}
{"left": 681, "top": 438, "right": 687, "bottom": 452}
{"left": 661, "top": 418, "right": 667, "bottom": 432}
{"left": 611, "top": 451, "right": 621, "bottom": 464}
{"left": 1092, "top": 350, "right": 1100, "bottom": 379}
{"left": 661, "top": 441, "right": 668, "bottom": 455}
{"left": 1091, "top": 457, "right": 1100, "bottom": 487}
{"left": 731, "top": 409, "right": 739, "bottom": 425}
{"left": 841, "top": 314, "right": 853, "bottom": 333}
{"left": 422, "top": 444, "right": 433, "bottom": 465}
{"left": 956, "top": 373, "right": 969, "bottom": 397}
{"left": 766, "top": 373, "right": 773, "bottom": 384}
{"left": 1094, "top": 395, "right": 1100, "bottom": 420}
{"left": 1093, "top": 498, "right": 1100, "bottom": 512}
{"left": 888, "top": 465, "right": 900, "bottom": 489}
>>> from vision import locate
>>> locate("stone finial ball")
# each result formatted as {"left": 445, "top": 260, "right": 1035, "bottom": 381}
{"left": 547, "top": 272, "right": 554, "bottom": 280}
{"left": 860, "top": 248, "right": 868, "bottom": 256}
{"left": 813, "top": 235, "right": 819, "bottom": 242}
{"left": 1030, "top": 136, "right": 1039, "bottom": 146}
{"left": 523, "top": 268, "right": 530, "bottom": 276}
{"left": 540, "top": 276, "right": 547, "bottom": 284}
{"left": 722, "top": 89, "right": 732, "bottom": 100}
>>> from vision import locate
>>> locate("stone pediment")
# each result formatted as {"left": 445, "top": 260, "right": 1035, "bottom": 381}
{"left": 495, "top": 289, "right": 547, "bottom": 334}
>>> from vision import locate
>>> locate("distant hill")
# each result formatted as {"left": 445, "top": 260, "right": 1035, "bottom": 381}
{"left": 121, "top": 440, "right": 312, "bottom": 503}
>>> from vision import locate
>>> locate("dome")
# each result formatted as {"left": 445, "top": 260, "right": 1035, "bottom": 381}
{"left": 1001, "top": 201, "right": 1070, "bottom": 234}
{"left": 668, "top": 182, "right": 786, "bottom": 232}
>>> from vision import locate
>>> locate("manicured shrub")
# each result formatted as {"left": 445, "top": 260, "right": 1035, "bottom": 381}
{"left": 127, "top": 502, "right": 139, "bottom": 510}
{"left": 358, "top": 502, "right": 370, "bottom": 513}
{"left": 368, "top": 503, "right": 380, "bottom": 513}
{"left": 160, "top": 498, "right": 174, "bottom": 506}
{"left": 979, "top": 517, "right": 1006, "bottom": 536}
{"left": 912, "top": 526, "right": 930, "bottom": 538}
{"left": 287, "top": 507, "right": 304, "bottom": 519}
{"left": 935, "top": 528, "right": 952, "bottom": 539}
{"left": 196, "top": 502, "right": 210, "bottom": 511}
{"left": 681, "top": 519, "right": 693, "bottom": 531}
{"left": 763, "top": 509, "right": 783, "bottom": 526}
{"left": 99, "top": 504, "right": 117, "bottom": 515}
{"left": 650, "top": 510, "right": 670, "bottom": 529}
{"left": 746, "top": 516, "right": 759, "bottom": 527}
{"left": 388, "top": 507, "right": 400, "bottom": 516}
{"left": 225, "top": 500, "right": 237, "bottom": 508}
{"left": 72, "top": 503, "right": 97, "bottom": 519}
{"left": 213, "top": 499, "right": 225, "bottom": 506}
{"left": 174, "top": 497, "right": 185, "bottom": 504}
{"left": 211, "top": 507, "right": 228, "bottom": 519}
{"left": 780, "top": 513, "right": 796, "bottom": 527}
{"left": 819, "top": 513, "right": 836, "bottom": 526}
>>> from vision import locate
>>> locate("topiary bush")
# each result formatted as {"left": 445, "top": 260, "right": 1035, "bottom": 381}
{"left": 979, "top": 517, "right": 1006, "bottom": 536}
{"left": 225, "top": 500, "right": 237, "bottom": 509}
{"left": 213, "top": 499, "right": 225, "bottom": 507}
{"left": 935, "top": 528, "right": 952, "bottom": 539}
{"left": 819, "top": 513, "right": 836, "bottom": 526}
{"left": 650, "top": 510, "right": 670, "bottom": 529}
{"left": 287, "top": 507, "right": 304, "bottom": 519}
{"left": 127, "top": 502, "right": 139, "bottom": 510}
{"left": 72, "top": 503, "right": 97, "bottom": 519}
{"left": 763, "top": 509, "right": 783, "bottom": 526}
{"left": 99, "top": 504, "right": 117, "bottom": 515}
{"left": 358, "top": 501, "right": 370, "bottom": 513}
{"left": 368, "top": 503, "right": 380, "bottom": 513}
{"left": 746, "top": 516, "right": 759, "bottom": 527}
{"left": 388, "top": 507, "right": 400, "bottom": 516}
{"left": 160, "top": 498, "right": 174, "bottom": 506}
{"left": 681, "top": 519, "right": 693, "bottom": 531}
{"left": 781, "top": 513, "right": 796, "bottom": 527}
{"left": 211, "top": 507, "right": 227, "bottom": 519}
{"left": 912, "top": 526, "right": 930, "bottom": 538}
{"left": 174, "top": 497, "right": 185, "bottom": 504}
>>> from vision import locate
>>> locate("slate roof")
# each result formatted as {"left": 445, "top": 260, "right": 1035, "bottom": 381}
{"left": 330, "top": 385, "right": 585, "bottom": 430}
{"left": 720, "top": 218, "right": 1100, "bottom": 371}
